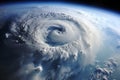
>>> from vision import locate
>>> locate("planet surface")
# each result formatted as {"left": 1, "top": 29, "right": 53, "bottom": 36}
{"left": 0, "top": 3, "right": 120, "bottom": 80}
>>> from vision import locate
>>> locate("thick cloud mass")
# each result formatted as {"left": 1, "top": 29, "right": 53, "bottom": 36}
{"left": 0, "top": 6, "right": 101, "bottom": 80}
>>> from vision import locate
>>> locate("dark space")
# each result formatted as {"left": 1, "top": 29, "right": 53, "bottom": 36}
{"left": 0, "top": 0, "right": 120, "bottom": 13}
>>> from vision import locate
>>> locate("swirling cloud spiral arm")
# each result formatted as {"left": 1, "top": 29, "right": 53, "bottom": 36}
{"left": 5, "top": 6, "right": 101, "bottom": 80}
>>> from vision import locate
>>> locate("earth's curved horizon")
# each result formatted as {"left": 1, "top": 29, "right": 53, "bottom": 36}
{"left": 0, "top": 3, "right": 120, "bottom": 80}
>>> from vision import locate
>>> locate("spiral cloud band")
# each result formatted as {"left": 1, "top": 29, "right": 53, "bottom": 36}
{"left": 1, "top": 6, "right": 101, "bottom": 80}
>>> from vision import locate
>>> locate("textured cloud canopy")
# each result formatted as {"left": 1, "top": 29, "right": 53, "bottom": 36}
{"left": 0, "top": 6, "right": 101, "bottom": 80}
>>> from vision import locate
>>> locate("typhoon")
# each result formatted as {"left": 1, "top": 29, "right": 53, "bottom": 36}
{"left": 0, "top": 5, "right": 102, "bottom": 80}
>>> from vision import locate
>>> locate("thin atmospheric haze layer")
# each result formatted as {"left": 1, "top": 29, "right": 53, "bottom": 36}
{"left": 0, "top": 3, "right": 120, "bottom": 80}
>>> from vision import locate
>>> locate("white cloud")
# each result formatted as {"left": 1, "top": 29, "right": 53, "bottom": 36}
{"left": 4, "top": 6, "right": 102, "bottom": 80}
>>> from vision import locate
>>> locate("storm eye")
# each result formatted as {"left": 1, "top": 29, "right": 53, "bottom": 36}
{"left": 46, "top": 26, "right": 66, "bottom": 46}
{"left": 47, "top": 26, "right": 65, "bottom": 32}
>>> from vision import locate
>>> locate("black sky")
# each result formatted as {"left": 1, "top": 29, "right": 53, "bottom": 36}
{"left": 0, "top": 0, "right": 120, "bottom": 13}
